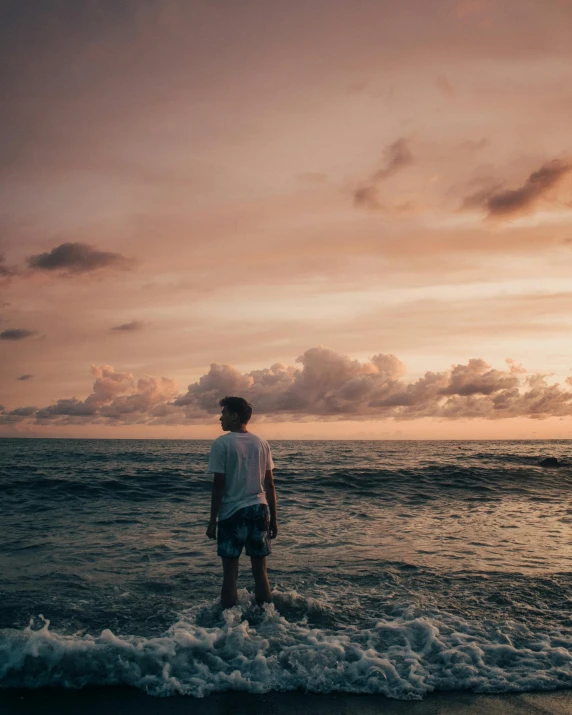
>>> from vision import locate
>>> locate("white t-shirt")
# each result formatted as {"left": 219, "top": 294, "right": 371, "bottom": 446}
{"left": 207, "top": 431, "right": 275, "bottom": 521}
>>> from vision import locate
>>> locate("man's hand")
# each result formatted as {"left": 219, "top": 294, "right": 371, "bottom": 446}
{"left": 264, "top": 469, "right": 278, "bottom": 540}
{"left": 206, "top": 521, "right": 217, "bottom": 540}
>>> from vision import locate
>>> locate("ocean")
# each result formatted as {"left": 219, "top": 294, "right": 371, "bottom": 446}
{"left": 1, "top": 438, "right": 572, "bottom": 701}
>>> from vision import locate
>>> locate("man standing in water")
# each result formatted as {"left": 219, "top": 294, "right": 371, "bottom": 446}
{"left": 206, "top": 396, "right": 278, "bottom": 609}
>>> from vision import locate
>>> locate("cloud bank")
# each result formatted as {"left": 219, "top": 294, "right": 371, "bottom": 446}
{"left": 3, "top": 347, "right": 572, "bottom": 427}
{"left": 27, "top": 242, "right": 132, "bottom": 275}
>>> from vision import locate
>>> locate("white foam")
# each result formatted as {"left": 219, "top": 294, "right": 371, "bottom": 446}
{"left": 1, "top": 591, "right": 572, "bottom": 699}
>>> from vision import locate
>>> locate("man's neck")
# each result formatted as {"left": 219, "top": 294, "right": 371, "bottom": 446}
{"left": 229, "top": 427, "right": 248, "bottom": 433}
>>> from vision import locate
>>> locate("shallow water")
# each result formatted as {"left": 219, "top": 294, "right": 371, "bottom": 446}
{"left": 1, "top": 438, "right": 572, "bottom": 698}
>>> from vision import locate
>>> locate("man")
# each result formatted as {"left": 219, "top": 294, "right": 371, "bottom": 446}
{"left": 206, "top": 396, "right": 278, "bottom": 609}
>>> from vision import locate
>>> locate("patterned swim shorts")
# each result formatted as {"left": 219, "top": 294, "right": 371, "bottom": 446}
{"left": 217, "top": 503, "right": 271, "bottom": 558}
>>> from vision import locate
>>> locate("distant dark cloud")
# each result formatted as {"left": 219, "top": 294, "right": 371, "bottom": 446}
{"left": 35, "top": 399, "right": 99, "bottom": 419}
{"left": 354, "top": 138, "right": 413, "bottom": 210}
{"left": 0, "top": 405, "right": 37, "bottom": 424}
{"left": 8, "top": 406, "right": 36, "bottom": 417}
{"left": 110, "top": 320, "right": 145, "bottom": 332}
{"left": 353, "top": 184, "right": 384, "bottom": 210}
{"left": 27, "top": 242, "right": 132, "bottom": 275}
{"left": 463, "top": 159, "right": 572, "bottom": 218}
{"left": 6, "top": 347, "right": 572, "bottom": 427}
{"left": 0, "top": 254, "right": 19, "bottom": 282}
{"left": 17, "top": 374, "right": 34, "bottom": 381}
{"left": 0, "top": 329, "right": 37, "bottom": 341}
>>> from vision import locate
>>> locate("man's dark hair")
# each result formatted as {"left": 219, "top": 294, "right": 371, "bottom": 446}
{"left": 219, "top": 396, "right": 252, "bottom": 424}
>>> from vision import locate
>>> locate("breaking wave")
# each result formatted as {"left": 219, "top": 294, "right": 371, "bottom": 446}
{"left": 2, "top": 591, "right": 572, "bottom": 699}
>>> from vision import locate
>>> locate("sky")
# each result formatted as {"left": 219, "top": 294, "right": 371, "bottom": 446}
{"left": 1, "top": 0, "right": 572, "bottom": 439}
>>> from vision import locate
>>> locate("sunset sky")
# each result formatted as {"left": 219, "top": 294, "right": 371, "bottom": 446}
{"left": 1, "top": 0, "right": 572, "bottom": 439}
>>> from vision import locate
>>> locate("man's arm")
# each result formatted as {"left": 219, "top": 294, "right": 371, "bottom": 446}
{"left": 206, "top": 472, "right": 225, "bottom": 539}
{"left": 264, "top": 469, "right": 278, "bottom": 539}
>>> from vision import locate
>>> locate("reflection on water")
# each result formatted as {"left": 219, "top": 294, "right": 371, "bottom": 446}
{"left": 271, "top": 440, "right": 572, "bottom": 574}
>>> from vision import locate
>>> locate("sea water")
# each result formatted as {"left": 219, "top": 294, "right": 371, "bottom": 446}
{"left": 1, "top": 438, "right": 572, "bottom": 699}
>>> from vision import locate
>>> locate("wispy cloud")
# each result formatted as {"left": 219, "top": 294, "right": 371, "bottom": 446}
{"left": 110, "top": 320, "right": 145, "bottom": 332}
{"left": 354, "top": 138, "right": 414, "bottom": 210}
{"left": 372, "top": 138, "right": 414, "bottom": 181}
{"left": 0, "top": 329, "right": 37, "bottom": 341}
{"left": 17, "top": 374, "right": 34, "bottom": 381}
{"left": 463, "top": 159, "right": 572, "bottom": 218}
{"left": 353, "top": 184, "right": 384, "bottom": 210}
{"left": 27, "top": 242, "right": 133, "bottom": 275}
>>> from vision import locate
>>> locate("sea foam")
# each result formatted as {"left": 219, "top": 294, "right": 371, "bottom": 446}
{"left": 1, "top": 591, "right": 572, "bottom": 699}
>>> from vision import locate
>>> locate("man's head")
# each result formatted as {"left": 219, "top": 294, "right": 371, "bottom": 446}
{"left": 219, "top": 396, "right": 253, "bottom": 431}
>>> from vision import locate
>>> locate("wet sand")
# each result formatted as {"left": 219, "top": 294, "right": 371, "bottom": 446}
{"left": 3, "top": 688, "right": 572, "bottom": 715}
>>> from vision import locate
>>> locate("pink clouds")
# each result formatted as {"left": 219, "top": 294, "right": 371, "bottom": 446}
{"left": 27, "top": 366, "right": 178, "bottom": 423}
{"left": 3, "top": 347, "right": 572, "bottom": 428}
{"left": 99, "top": 374, "right": 179, "bottom": 420}
{"left": 86, "top": 365, "right": 136, "bottom": 407}
{"left": 440, "top": 359, "right": 518, "bottom": 396}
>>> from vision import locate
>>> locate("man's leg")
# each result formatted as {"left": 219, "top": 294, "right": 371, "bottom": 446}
{"left": 221, "top": 557, "right": 239, "bottom": 608}
{"left": 250, "top": 556, "right": 271, "bottom": 604}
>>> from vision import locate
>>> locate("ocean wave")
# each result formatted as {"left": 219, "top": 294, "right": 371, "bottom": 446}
{"left": 2, "top": 592, "right": 572, "bottom": 699}
{"left": 1, "top": 474, "right": 210, "bottom": 502}
{"left": 3, "top": 441, "right": 571, "bottom": 506}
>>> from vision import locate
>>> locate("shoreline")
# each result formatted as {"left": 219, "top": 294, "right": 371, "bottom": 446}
{"left": 3, "top": 688, "right": 572, "bottom": 715}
